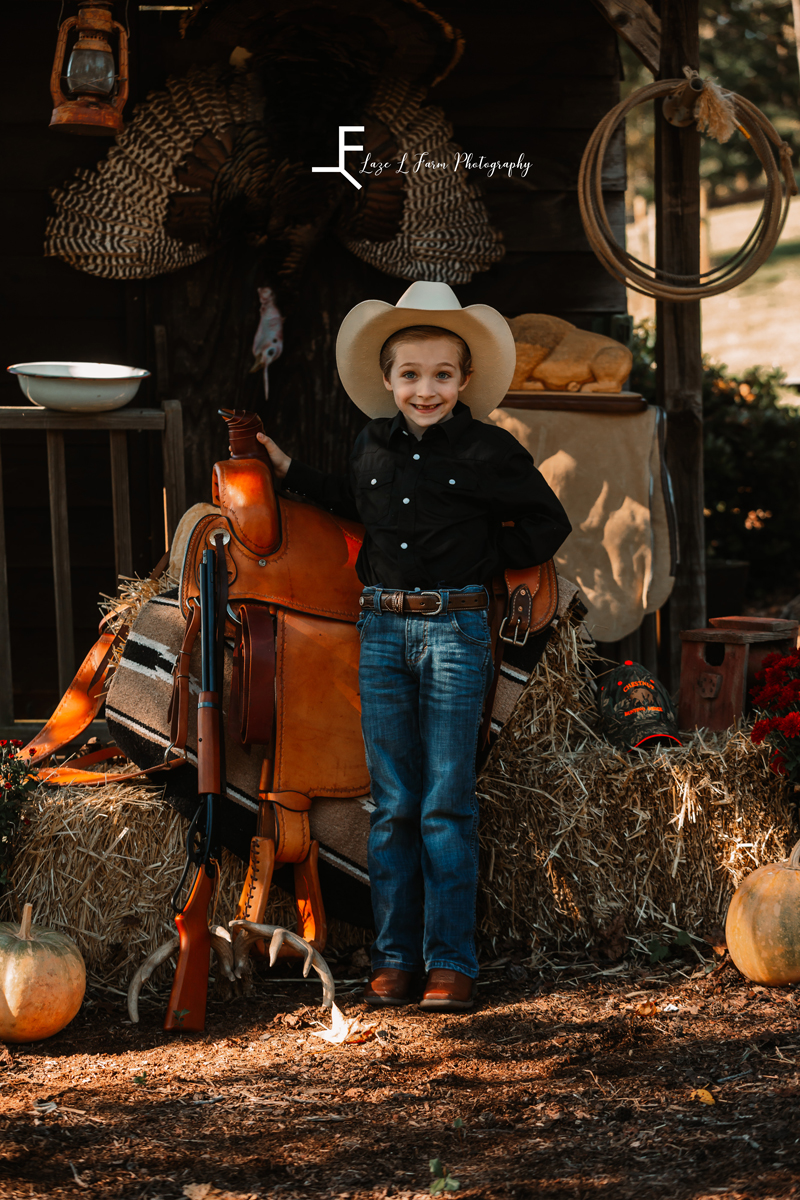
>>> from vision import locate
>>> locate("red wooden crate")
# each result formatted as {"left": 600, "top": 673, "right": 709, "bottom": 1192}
{"left": 679, "top": 617, "right": 798, "bottom": 731}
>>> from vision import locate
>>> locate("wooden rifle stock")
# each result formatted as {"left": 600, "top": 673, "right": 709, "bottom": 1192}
{"left": 164, "top": 546, "right": 223, "bottom": 1033}
{"left": 164, "top": 863, "right": 214, "bottom": 1031}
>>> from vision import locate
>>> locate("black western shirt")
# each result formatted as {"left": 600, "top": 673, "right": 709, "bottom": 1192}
{"left": 283, "top": 401, "right": 571, "bottom": 590}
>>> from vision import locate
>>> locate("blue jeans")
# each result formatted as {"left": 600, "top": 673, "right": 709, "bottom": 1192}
{"left": 357, "top": 586, "right": 494, "bottom": 979}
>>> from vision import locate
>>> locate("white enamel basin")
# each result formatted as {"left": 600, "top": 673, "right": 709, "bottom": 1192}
{"left": 7, "top": 361, "right": 150, "bottom": 413}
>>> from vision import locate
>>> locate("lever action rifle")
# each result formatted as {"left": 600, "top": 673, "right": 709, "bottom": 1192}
{"left": 164, "top": 544, "right": 224, "bottom": 1032}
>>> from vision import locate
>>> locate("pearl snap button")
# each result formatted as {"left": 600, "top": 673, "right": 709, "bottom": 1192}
{"left": 371, "top": 478, "right": 377, "bottom": 485}
{"left": 400, "top": 542, "right": 408, "bottom": 549}
{"left": 403, "top": 497, "right": 410, "bottom": 504}
{"left": 449, "top": 479, "right": 456, "bottom": 485}
{"left": 413, "top": 454, "right": 420, "bottom": 460}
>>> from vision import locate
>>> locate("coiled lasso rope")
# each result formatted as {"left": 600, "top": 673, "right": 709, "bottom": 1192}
{"left": 578, "top": 69, "right": 797, "bottom": 301}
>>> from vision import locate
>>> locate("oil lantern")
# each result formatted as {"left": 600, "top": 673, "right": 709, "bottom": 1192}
{"left": 50, "top": 2, "right": 129, "bottom": 135}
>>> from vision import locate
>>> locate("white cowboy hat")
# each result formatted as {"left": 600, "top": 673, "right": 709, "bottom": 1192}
{"left": 335, "top": 280, "right": 516, "bottom": 420}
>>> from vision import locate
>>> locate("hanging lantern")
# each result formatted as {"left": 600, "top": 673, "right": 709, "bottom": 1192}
{"left": 50, "top": 2, "right": 129, "bottom": 136}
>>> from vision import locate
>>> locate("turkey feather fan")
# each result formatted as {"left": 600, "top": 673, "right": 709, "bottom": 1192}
{"left": 45, "top": 62, "right": 503, "bottom": 284}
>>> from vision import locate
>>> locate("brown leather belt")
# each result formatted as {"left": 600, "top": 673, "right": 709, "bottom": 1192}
{"left": 359, "top": 589, "right": 489, "bottom": 615}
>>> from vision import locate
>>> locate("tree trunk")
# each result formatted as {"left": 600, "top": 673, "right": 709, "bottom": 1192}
{"left": 792, "top": 0, "right": 800, "bottom": 93}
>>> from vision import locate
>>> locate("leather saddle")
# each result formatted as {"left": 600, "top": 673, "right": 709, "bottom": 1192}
{"left": 170, "top": 411, "right": 370, "bottom": 953}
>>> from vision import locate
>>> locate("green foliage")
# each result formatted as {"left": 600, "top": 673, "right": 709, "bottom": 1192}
{"left": 628, "top": 320, "right": 658, "bottom": 401}
{"left": 648, "top": 936, "right": 670, "bottom": 964}
{"left": 702, "top": 360, "right": 800, "bottom": 594}
{"left": 452, "top": 1117, "right": 466, "bottom": 1140}
{"left": 631, "top": 320, "right": 800, "bottom": 596}
{"left": 0, "top": 740, "right": 37, "bottom": 888}
{"left": 647, "top": 930, "right": 697, "bottom": 963}
{"left": 621, "top": 2, "right": 800, "bottom": 203}
{"left": 429, "top": 1158, "right": 460, "bottom": 1194}
{"left": 697, "top": 0, "right": 800, "bottom": 199}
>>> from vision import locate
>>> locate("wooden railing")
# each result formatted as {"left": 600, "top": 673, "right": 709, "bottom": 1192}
{"left": 0, "top": 400, "right": 186, "bottom": 729}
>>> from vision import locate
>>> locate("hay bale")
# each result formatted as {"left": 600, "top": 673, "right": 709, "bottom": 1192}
{"left": 10, "top": 576, "right": 797, "bottom": 976}
{"left": 476, "top": 609, "right": 798, "bottom": 960}
{"left": 3, "top": 784, "right": 368, "bottom": 984}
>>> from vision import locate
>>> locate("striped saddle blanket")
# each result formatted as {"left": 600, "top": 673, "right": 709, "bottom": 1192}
{"left": 105, "top": 578, "right": 578, "bottom": 926}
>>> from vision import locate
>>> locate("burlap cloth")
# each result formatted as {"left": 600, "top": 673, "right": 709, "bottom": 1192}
{"left": 486, "top": 405, "right": 676, "bottom": 642}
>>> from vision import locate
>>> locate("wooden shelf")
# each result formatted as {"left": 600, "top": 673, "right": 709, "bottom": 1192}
{"left": 680, "top": 628, "right": 789, "bottom": 645}
{"left": 500, "top": 391, "right": 646, "bottom": 414}
{"left": 0, "top": 406, "right": 167, "bottom": 431}
{"left": 0, "top": 401, "right": 186, "bottom": 723}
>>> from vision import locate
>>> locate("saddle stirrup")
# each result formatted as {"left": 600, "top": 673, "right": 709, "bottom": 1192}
{"left": 234, "top": 764, "right": 328, "bottom": 956}
{"left": 234, "top": 834, "right": 276, "bottom": 959}
{"left": 293, "top": 842, "right": 327, "bottom": 952}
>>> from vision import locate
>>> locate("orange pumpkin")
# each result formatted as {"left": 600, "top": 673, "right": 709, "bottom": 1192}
{"left": 726, "top": 838, "right": 800, "bottom": 985}
{"left": 0, "top": 904, "right": 86, "bottom": 1043}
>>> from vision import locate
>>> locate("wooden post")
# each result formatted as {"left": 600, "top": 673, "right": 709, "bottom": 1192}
{"left": 46, "top": 431, "right": 75, "bottom": 695}
{"left": 0, "top": 445, "right": 14, "bottom": 726}
{"left": 161, "top": 400, "right": 187, "bottom": 549}
{"left": 655, "top": 0, "right": 705, "bottom": 691}
{"left": 109, "top": 431, "right": 133, "bottom": 579}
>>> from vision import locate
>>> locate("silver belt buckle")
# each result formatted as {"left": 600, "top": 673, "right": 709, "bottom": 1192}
{"left": 499, "top": 616, "right": 529, "bottom": 646}
{"left": 418, "top": 590, "right": 444, "bottom": 616}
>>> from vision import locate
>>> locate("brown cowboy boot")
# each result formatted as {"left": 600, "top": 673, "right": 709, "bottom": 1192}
{"left": 363, "top": 968, "right": 416, "bottom": 1007}
{"left": 419, "top": 969, "right": 477, "bottom": 1012}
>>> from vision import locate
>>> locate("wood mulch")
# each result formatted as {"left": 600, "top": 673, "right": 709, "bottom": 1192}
{"left": 0, "top": 952, "right": 798, "bottom": 1200}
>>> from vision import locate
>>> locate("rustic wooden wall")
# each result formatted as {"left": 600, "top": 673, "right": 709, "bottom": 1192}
{"left": 1, "top": 5, "right": 149, "bottom": 717}
{"left": 157, "top": 0, "right": 627, "bottom": 499}
{"left": 433, "top": 0, "right": 627, "bottom": 323}
{"left": 0, "top": 0, "right": 624, "bottom": 717}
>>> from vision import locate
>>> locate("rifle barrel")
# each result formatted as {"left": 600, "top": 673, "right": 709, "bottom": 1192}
{"left": 200, "top": 549, "right": 217, "bottom": 696}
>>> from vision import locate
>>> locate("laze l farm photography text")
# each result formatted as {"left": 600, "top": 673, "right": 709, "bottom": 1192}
{"left": 359, "top": 150, "right": 533, "bottom": 178}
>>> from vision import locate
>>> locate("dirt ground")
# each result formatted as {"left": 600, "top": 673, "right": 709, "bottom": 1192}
{"left": 1, "top": 951, "right": 798, "bottom": 1200}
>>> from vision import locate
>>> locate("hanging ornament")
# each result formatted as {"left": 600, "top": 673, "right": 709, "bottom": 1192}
{"left": 50, "top": 1, "right": 129, "bottom": 136}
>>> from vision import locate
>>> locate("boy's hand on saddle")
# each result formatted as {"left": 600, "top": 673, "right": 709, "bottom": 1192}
{"left": 256, "top": 432, "right": 292, "bottom": 479}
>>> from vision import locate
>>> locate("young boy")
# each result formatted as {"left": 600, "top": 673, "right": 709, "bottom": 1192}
{"left": 257, "top": 281, "right": 570, "bottom": 1012}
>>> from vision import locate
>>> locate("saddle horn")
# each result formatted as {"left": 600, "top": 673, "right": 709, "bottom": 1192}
{"left": 219, "top": 408, "right": 274, "bottom": 470}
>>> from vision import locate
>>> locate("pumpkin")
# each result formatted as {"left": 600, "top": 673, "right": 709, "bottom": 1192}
{"left": 725, "top": 838, "right": 800, "bottom": 986}
{"left": 0, "top": 904, "right": 86, "bottom": 1043}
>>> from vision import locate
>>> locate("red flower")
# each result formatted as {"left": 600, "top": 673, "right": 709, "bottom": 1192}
{"left": 10, "top": 739, "right": 22, "bottom": 749}
{"left": 752, "top": 682, "right": 782, "bottom": 707}
{"left": 3, "top": 782, "right": 12, "bottom": 790}
{"left": 771, "top": 752, "right": 787, "bottom": 777}
{"left": 752, "top": 670, "right": 800, "bottom": 711}
{"left": 751, "top": 717, "right": 777, "bottom": 744}
{"left": 775, "top": 712, "right": 800, "bottom": 738}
